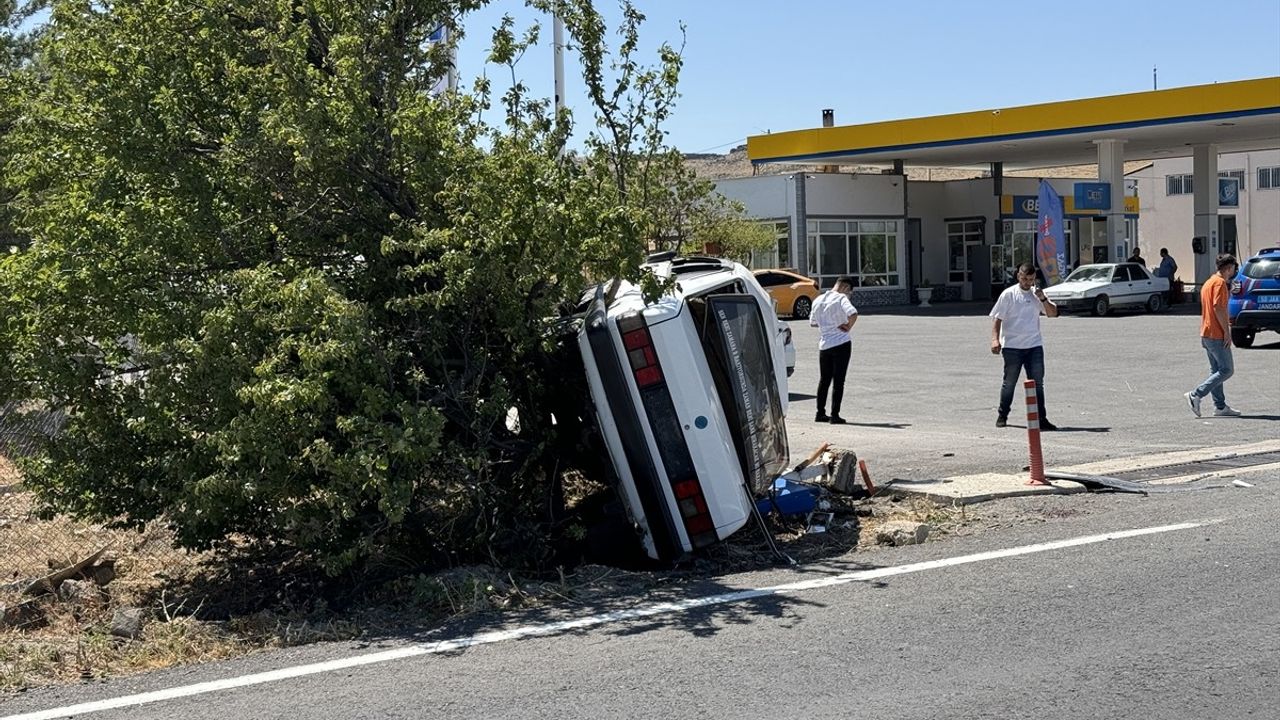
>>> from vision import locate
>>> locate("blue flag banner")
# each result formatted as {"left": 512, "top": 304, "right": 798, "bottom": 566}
{"left": 1036, "top": 180, "right": 1067, "bottom": 286}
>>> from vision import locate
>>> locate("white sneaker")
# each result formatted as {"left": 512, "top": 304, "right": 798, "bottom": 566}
{"left": 1184, "top": 392, "right": 1201, "bottom": 418}
{"left": 1214, "top": 406, "right": 1242, "bottom": 417}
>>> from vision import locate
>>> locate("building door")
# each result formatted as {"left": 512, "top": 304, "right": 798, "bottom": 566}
{"left": 907, "top": 218, "right": 921, "bottom": 289}
{"left": 947, "top": 219, "right": 984, "bottom": 300}
{"left": 1219, "top": 215, "right": 1238, "bottom": 257}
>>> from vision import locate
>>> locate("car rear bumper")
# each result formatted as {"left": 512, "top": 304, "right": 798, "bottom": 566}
{"left": 1231, "top": 308, "right": 1280, "bottom": 331}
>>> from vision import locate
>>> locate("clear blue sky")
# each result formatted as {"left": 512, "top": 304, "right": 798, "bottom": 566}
{"left": 454, "top": 0, "right": 1280, "bottom": 153}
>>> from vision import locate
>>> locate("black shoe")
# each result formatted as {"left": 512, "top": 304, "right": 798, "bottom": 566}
{"left": 996, "top": 417, "right": 1007, "bottom": 428}
{"left": 829, "top": 415, "right": 847, "bottom": 425}
{"left": 815, "top": 412, "right": 830, "bottom": 423}
{"left": 1040, "top": 420, "right": 1058, "bottom": 431}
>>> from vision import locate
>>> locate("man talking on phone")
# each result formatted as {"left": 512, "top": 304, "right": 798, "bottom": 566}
{"left": 810, "top": 276, "right": 858, "bottom": 424}
{"left": 990, "top": 262, "right": 1059, "bottom": 430}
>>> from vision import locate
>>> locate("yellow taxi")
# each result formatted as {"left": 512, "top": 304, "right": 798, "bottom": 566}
{"left": 753, "top": 269, "right": 819, "bottom": 319}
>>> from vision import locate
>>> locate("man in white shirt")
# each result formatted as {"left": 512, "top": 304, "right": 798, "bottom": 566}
{"left": 809, "top": 276, "right": 858, "bottom": 424}
{"left": 989, "top": 262, "right": 1059, "bottom": 430}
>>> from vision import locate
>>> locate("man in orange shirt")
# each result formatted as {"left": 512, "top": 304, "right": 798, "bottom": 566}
{"left": 1185, "top": 254, "right": 1241, "bottom": 418}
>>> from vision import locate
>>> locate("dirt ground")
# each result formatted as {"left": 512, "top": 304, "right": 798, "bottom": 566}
{"left": 1, "top": 457, "right": 1099, "bottom": 694}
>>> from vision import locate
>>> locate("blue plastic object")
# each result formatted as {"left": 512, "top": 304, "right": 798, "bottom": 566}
{"left": 755, "top": 478, "right": 820, "bottom": 517}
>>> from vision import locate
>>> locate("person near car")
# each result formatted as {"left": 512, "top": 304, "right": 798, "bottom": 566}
{"left": 989, "top": 262, "right": 1059, "bottom": 430}
{"left": 810, "top": 277, "right": 858, "bottom": 425}
{"left": 1155, "top": 247, "right": 1179, "bottom": 304}
{"left": 1184, "top": 254, "right": 1241, "bottom": 418}
{"left": 1128, "top": 247, "right": 1146, "bottom": 267}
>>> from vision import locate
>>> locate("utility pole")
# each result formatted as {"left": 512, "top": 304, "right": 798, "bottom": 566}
{"left": 1153, "top": 65, "right": 1157, "bottom": 91}
{"left": 553, "top": 14, "right": 565, "bottom": 112}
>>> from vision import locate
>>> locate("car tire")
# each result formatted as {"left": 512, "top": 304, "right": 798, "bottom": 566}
{"left": 1146, "top": 294, "right": 1163, "bottom": 313}
{"left": 1231, "top": 327, "right": 1255, "bottom": 348}
{"left": 1091, "top": 295, "right": 1110, "bottom": 317}
{"left": 792, "top": 296, "right": 812, "bottom": 319}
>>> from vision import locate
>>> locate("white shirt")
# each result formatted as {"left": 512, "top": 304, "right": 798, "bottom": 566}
{"left": 989, "top": 284, "right": 1045, "bottom": 349}
{"left": 810, "top": 290, "right": 858, "bottom": 351}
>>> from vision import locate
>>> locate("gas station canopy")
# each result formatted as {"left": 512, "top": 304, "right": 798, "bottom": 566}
{"left": 747, "top": 77, "right": 1280, "bottom": 171}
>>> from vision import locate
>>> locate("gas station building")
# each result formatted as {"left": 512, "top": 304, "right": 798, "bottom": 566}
{"left": 715, "top": 77, "right": 1280, "bottom": 304}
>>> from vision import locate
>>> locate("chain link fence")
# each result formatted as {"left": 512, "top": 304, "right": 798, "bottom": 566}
{"left": 2, "top": 401, "right": 196, "bottom": 590}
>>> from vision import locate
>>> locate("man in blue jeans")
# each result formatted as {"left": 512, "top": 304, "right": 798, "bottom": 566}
{"left": 1185, "top": 254, "right": 1241, "bottom": 417}
{"left": 990, "top": 263, "right": 1060, "bottom": 430}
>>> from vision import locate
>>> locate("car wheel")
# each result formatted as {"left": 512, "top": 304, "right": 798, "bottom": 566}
{"left": 1231, "top": 327, "right": 1255, "bottom": 348}
{"left": 1146, "top": 294, "right": 1163, "bottom": 313}
{"left": 1091, "top": 295, "right": 1110, "bottom": 317}
{"left": 792, "top": 296, "right": 812, "bottom": 319}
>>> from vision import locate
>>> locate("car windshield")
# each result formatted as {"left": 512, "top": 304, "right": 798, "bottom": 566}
{"left": 1243, "top": 258, "right": 1280, "bottom": 280}
{"left": 1066, "top": 266, "right": 1112, "bottom": 282}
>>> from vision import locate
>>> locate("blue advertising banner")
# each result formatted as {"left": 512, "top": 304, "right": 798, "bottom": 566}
{"left": 1073, "top": 182, "right": 1111, "bottom": 210}
{"left": 1036, "top": 180, "right": 1067, "bottom": 286}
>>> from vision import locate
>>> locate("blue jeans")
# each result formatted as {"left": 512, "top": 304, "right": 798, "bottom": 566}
{"left": 999, "top": 346, "right": 1047, "bottom": 422}
{"left": 1193, "top": 337, "right": 1234, "bottom": 410}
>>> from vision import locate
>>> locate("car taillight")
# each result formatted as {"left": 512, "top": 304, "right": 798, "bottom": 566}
{"left": 618, "top": 315, "right": 665, "bottom": 388}
{"left": 1231, "top": 280, "right": 1242, "bottom": 295}
{"left": 616, "top": 312, "right": 718, "bottom": 549}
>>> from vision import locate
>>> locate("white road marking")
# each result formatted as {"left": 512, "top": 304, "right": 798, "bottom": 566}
{"left": 3, "top": 521, "right": 1207, "bottom": 720}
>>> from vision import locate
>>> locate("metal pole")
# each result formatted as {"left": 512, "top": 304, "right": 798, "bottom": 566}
{"left": 553, "top": 14, "right": 565, "bottom": 112}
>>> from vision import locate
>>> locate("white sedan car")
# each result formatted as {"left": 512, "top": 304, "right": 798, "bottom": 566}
{"left": 1043, "top": 262, "right": 1170, "bottom": 316}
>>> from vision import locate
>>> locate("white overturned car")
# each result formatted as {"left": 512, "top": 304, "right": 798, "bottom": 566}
{"left": 1043, "top": 262, "right": 1170, "bottom": 316}
{"left": 575, "top": 253, "right": 790, "bottom": 562}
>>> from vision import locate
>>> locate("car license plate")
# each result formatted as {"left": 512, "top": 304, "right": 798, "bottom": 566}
{"left": 1260, "top": 301, "right": 1280, "bottom": 310}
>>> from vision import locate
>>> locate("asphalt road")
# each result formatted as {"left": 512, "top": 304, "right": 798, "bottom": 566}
{"left": 783, "top": 302, "right": 1279, "bottom": 483}
{"left": 3, "top": 304, "right": 1277, "bottom": 720}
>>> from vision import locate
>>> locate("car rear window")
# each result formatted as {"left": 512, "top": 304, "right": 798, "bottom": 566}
{"left": 692, "top": 295, "right": 789, "bottom": 494}
{"left": 1243, "top": 258, "right": 1280, "bottom": 280}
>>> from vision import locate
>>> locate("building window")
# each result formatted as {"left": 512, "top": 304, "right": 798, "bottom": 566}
{"left": 805, "top": 219, "right": 901, "bottom": 289}
{"left": 748, "top": 221, "right": 789, "bottom": 269}
{"left": 1165, "top": 174, "right": 1193, "bottom": 195}
{"left": 1259, "top": 166, "right": 1280, "bottom": 190}
{"left": 1219, "top": 170, "right": 1246, "bottom": 193}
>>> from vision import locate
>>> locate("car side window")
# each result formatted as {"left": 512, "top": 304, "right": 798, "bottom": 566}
{"left": 1131, "top": 265, "right": 1150, "bottom": 281}
{"left": 756, "top": 273, "right": 783, "bottom": 287}
{"left": 1112, "top": 268, "right": 1127, "bottom": 282}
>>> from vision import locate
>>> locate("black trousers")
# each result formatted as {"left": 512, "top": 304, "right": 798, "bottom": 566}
{"left": 816, "top": 341, "right": 852, "bottom": 416}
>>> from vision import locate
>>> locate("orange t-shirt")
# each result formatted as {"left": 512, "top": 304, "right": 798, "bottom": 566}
{"left": 1200, "top": 274, "right": 1229, "bottom": 340}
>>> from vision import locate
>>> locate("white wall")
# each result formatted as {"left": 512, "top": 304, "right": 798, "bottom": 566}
{"left": 714, "top": 175, "right": 791, "bottom": 220}
{"left": 1132, "top": 150, "right": 1280, "bottom": 263}
{"left": 804, "top": 173, "right": 904, "bottom": 216}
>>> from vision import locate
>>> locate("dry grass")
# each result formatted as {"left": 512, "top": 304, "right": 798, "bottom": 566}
{"left": 0, "top": 454, "right": 979, "bottom": 694}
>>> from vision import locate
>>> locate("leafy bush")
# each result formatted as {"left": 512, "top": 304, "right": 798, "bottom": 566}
{"left": 0, "top": 0, "right": 723, "bottom": 574}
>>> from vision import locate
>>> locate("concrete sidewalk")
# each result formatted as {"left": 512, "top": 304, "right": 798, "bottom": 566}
{"left": 880, "top": 440, "right": 1280, "bottom": 505}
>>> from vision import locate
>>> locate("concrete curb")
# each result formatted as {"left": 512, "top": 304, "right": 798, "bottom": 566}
{"left": 885, "top": 440, "right": 1280, "bottom": 505}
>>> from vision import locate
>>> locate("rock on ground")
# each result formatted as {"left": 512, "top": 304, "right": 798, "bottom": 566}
{"left": 875, "top": 520, "right": 931, "bottom": 546}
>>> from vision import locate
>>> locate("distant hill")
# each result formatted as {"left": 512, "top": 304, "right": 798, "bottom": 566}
{"left": 682, "top": 147, "right": 1149, "bottom": 182}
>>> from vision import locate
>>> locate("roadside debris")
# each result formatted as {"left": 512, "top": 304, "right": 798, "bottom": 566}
{"left": 1045, "top": 470, "right": 1229, "bottom": 494}
{"left": 875, "top": 520, "right": 931, "bottom": 546}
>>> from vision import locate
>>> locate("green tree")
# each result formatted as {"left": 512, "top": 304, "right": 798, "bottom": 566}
{"left": 1, "top": 1, "right": 45, "bottom": 250}
{"left": 0, "top": 0, "right": 726, "bottom": 574}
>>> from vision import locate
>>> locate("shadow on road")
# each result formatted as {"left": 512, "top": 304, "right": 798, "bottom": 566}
{"left": 788, "top": 392, "right": 816, "bottom": 402}
{"left": 845, "top": 421, "right": 912, "bottom": 429}
{"left": 1003, "top": 424, "right": 1111, "bottom": 433}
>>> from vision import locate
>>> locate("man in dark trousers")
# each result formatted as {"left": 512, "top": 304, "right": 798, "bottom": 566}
{"left": 810, "top": 276, "right": 858, "bottom": 424}
{"left": 990, "top": 263, "right": 1060, "bottom": 430}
